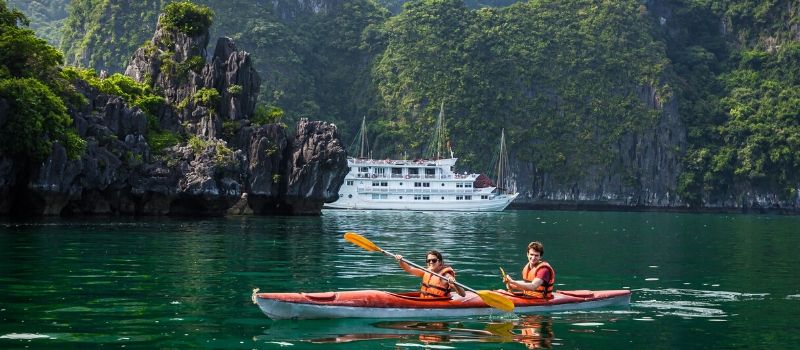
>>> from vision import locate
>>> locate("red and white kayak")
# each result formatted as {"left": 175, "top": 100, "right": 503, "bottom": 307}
{"left": 253, "top": 289, "right": 631, "bottom": 320}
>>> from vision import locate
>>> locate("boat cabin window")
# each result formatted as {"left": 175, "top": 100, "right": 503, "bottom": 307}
{"left": 464, "top": 182, "right": 473, "bottom": 188}
{"left": 456, "top": 196, "right": 463, "bottom": 200}
{"left": 425, "top": 168, "right": 436, "bottom": 178}
{"left": 372, "top": 181, "right": 380, "bottom": 186}
{"left": 465, "top": 195, "right": 472, "bottom": 200}
{"left": 391, "top": 168, "right": 402, "bottom": 177}
{"left": 456, "top": 183, "right": 464, "bottom": 188}
{"left": 346, "top": 180, "right": 354, "bottom": 186}
{"left": 359, "top": 167, "right": 368, "bottom": 173}
{"left": 375, "top": 168, "right": 386, "bottom": 175}
{"left": 381, "top": 182, "right": 388, "bottom": 187}
{"left": 408, "top": 168, "right": 419, "bottom": 177}
{"left": 481, "top": 195, "right": 488, "bottom": 199}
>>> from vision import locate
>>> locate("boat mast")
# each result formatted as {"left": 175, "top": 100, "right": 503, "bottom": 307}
{"left": 359, "top": 116, "right": 367, "bottom": 158}
{"left": 425, "top": 101, "right": 449, "bottom": 160}
{"left": 496, "top": 128, "right": 514, "bottom": 194}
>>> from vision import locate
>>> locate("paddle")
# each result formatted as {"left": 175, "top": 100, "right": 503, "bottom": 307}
{"left": 343, "top": 232, "right": 515, "bottom": 313}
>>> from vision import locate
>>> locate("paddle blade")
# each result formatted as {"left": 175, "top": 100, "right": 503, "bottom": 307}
{"left": 476, "top": 290, "right": 515, "bottom": 313}
{"left": 344, "top": 232, "right": 381, "bottom": 252}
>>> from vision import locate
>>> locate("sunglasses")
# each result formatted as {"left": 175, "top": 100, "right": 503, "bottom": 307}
{"left": 426, "top": 258, "right": 439, "bottom": 264}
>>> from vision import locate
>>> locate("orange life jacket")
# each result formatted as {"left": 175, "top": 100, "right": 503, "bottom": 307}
{"left": 420, "top": 266, "right": 455, "bottom": 298}
{"left": 522, "top": 261, "right": 555, "bottom": 298}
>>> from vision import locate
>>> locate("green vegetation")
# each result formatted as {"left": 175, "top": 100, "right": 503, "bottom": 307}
{"left": 251, "top": 104, "right": 284, "bottom": 126}
{"left": 372, "top": 0, "right": 668, "bottom": 178}
{"left": 62, "top": 67, "right": 166, "bottom": 114}
{"left": 192, "top": 87, "right": 220, "bottom": 108}
{"left": 1, "top": 1, "right": 84, "bottom": 161}
{"left": 666, "top": 0, "right": 800, "bottom": 205}
{"left": 161, "top": 1, "right": 213, "bottom": 36}
{"left": 61, "top": 0, "right": 168, "bottom": 72}
{"left": 187, "top": 135, "right": 235, "bottom": 166}
{"left": 0, "top": 78, "right": 84, "bottom": 160}
{"left": 5, "top": 0, "right": 68, "bottom": 45}
{"left": 50, "top": 0, "right": 800, "bottom": 206}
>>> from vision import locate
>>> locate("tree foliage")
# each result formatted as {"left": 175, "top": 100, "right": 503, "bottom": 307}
{"left": 372, "top": 0, "right": 668, "bottom": 179}
{"left": 1, "top": 0, "right": 84, "bottom": 161}
{"left": 671, "top": 0, "right": 800, "bottom": 205}
{"left": 161, "top": 1, "right": 214, "bottom": 36}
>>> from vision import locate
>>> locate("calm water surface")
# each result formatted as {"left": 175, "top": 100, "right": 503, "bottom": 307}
{"left": 1, "top": 210, "right": 799, "bottom": 349}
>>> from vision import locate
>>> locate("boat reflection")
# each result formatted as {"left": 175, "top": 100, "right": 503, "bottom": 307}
{"left": 257, "top": 315, "right": 555, "bottom": 348}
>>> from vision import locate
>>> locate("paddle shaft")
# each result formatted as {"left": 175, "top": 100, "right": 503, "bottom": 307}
{"left": 376, "top": 248, "right": 478, "bottom": 294}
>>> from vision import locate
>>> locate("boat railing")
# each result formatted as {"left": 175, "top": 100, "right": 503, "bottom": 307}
{"left": 353, "top": 173, "right": 471, "bottom": 180}
{"left": 357, "top": 187, "right": 490, "bottom": 194}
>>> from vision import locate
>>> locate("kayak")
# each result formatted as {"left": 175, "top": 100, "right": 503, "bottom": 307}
{"left": 253, "top": 289, "right": 631, "bottom": 320}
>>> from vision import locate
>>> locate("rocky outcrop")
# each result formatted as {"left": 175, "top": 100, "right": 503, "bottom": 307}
{"left": 514, "top": 82, "right": 688, "bottom": 210}
{"left": 245, "top": 119, "right": 348, "bottom": 215}
{"left": 0, "top": 14, "right": 347, "bottom": 217}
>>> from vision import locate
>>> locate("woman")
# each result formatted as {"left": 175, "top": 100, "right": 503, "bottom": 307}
{"left": 395, "top": 250, "right": 466, "bottom": 298}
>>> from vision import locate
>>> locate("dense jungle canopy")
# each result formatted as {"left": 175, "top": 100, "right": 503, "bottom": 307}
{"left": 2, "top": 0, "right": 799, "bottom": 207}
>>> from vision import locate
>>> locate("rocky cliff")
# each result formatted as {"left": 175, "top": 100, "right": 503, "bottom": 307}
{"left": 514, "top": 83, "right": 688, "bottom": 210}
{"left": 0, "top": 14, "right": 348, "bottom": 217}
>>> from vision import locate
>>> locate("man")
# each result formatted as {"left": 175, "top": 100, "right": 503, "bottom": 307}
{"left": 395, "top": 250, "right": 466, "bottom": 298}
{"left": 503, "top": 241, "right": 556, "bottom": 298}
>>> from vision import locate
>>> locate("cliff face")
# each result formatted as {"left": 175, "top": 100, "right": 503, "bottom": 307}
{"left": 0, "top": 14, "right": 348, "bottom": 217}
{"left": 515, "top": 83, "right": 687, "bottom": 209}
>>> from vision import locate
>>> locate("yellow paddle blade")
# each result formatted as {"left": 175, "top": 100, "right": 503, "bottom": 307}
{"left": 343, "top": 232, "right": 381, "bottom": 252}
{"left": 499, "top": 267, "right": 507, "bottom": 280}
{"left": 484, "top": 322, "right": 515, "bottom": 337}
{"left": 476, "top": 290, "right": 515, "bottom": 313}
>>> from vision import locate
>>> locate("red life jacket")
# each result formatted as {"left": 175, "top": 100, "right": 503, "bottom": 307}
{"left": 522, "top": 261, "right": 555, "bottom": 298}
{"left": 420, "top": 265, "right": 455, "bottom": 298}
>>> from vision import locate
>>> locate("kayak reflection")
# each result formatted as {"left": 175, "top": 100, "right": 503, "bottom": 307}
{"left": 257, "top": 316, "right": 556, "bottom": 348}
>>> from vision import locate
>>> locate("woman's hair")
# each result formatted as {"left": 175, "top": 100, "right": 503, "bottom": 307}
{"left": 427, "top": 250, "right": 443, "bottom": 262}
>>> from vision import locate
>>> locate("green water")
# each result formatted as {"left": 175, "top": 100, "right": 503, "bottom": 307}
{"left": 1, "top": 210, "right": 799, "bottom": 349}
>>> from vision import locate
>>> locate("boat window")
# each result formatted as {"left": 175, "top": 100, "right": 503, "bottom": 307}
{"left": 375, "top": 167, "right": 386, "bottom": 175}
{"left": 348, "top": 194, "right": 352, "bottom": 198}
{"left": 372, "top": 181, "right": 379, "bottom": 186}
{"left": 380, "top": 182, "right": 388, "bottom": 187}
{"left": 414, "top": 195, "right": 422, "bottom": 200}
{"left": 408, "top": 168, "right": 419, "bottom": 174}
{"left": 423, "top": 183, "right": 430, "bottom": 188}
{"left": 465, "top": 182, "right": 473, "bottom": 188}
{"left": 425, "top": 168, "right": 435, "bottom": 178}
{"left": 346, "top": 180, "right": 354, "bottom": 186}
{"left": 456, "top": 183, "right": 464, "bottom": 188}
{"left": 465, "top": 195, "right": 472, "bottom": 200}
{"left": 422, "top": 195, "right": 430, "bottom": 200}
{"left": 456, "top": 196, "right": 463, "bottom": 200}
{"left": 359, "top": 167, "right": 368, "bottom": 173}
{"left": 391, "top": 168, "right": 402, "bottom": 176}
{"left": 481, "top": 195, "right": 488, "bottom": 199}
{"left": 414, "top": 182, "right": 422, "bottom": 187}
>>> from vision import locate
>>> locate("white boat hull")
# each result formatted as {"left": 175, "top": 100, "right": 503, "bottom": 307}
{"left": 325, "top": 193, "right": 518, "bottom": 212}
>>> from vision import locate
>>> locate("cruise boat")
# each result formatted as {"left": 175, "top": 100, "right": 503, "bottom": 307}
{"left": 325, "top": 109, "right": 518, "bottom": 212}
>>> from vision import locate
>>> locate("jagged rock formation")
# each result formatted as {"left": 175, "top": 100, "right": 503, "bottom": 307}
{"left": 0, "top": 14, "right": 347, "bottom": 217}
{"left": 515, "top": 83, "right": 688, "bottom": 210}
